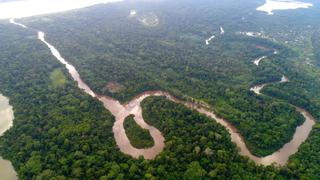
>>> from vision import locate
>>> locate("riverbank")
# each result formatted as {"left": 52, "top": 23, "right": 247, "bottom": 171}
{"left": 0, "top": 94, "right": 17, "bottom": 180}
{"left": 38, "top": 27, "right": 317, "bottom": 166}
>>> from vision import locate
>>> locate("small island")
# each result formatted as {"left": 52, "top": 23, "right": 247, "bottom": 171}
{"left": 124, "top": 115, "right": 154, "bottom": 149}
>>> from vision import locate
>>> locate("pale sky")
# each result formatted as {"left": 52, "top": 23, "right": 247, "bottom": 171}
{"left": 0, "top": 0, "right": 123, "bottom": 19}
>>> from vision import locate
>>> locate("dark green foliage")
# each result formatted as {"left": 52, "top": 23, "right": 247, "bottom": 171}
{"left": 19, "top": 0, "right": 307, "bottom": 156}
{"left": 312, "top": 29, "right": 320, "bottom": 66}
{"left": 0, "top": 39, "right": 295, "bottom": 178}
{"left": 0, "top": 24, "right": 124, "bottom": 179}
{"left": 140, "top": 96, "right": 293, "bottom": 179}
{"left": 0, "top": 23, "right": 295, "bottom": 179}
{"left": 0, "top": 0, "right": 319, "bottom": 178}
{"left": 288, "top": 124, "right": 320, "bottom": 179}
{"left": 124, "top": 115, "right": 154, "bottom": 148}
{"left": 49, "top": 68, "right": 67, "bottom": 88}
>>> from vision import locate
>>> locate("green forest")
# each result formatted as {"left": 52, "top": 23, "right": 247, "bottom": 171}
{"left": 19, "top": 0, "right": 318, "bottom": 156}
{"left": 0, "top": 0, "right": 319, "bottom": 179}
{"left": 124, "top": 115, "right": 154, "bottom": 148}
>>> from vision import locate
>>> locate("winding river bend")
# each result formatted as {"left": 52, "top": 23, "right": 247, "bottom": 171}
{"left": 10, "top": 19, "right": 317, "bottom": 166}
{"left": 249, "top": 75, "right": 315, "bottom": 165}
{"left": 0, "top": 94, "right": 18, "bottom": 180}
{"left": 38, "top": 31, "right": 166, "bottom": 159}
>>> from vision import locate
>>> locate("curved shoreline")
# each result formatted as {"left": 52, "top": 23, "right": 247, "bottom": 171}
{"left": 98, "top": 94, "right": 165, "bottom": 159}
{"left": 38, "top": 31, "right": 166, "bottom": 159}
{"left": 0, "top": 94, "right": 18, "bottom": 180}
{"left": 249, "top": 76, "right": 316, "bottom": 165}
{"left": 37, "top": 29, "right": 317, "bottom": 166}
{"left": 9, "top": 19, "right": 317, "bottom": 166}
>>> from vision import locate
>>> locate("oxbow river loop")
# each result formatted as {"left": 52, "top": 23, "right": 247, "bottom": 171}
{"left": 8, "top": 18, "right": 317, "bottom": 167}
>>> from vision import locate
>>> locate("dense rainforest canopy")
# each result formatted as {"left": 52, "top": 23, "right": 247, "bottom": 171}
{"left": 124, "top": 115, "right": 154, "bottom": 149}
{"left": 0, "top": 0, "right": 320, "bottom": 179}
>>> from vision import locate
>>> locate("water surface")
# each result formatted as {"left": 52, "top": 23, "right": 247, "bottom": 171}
{"left": 11, "top": 19, "right": 317, "bottom": 166}
{"left": 249, "top": 75, "right": 315, "bottom": 165}
{"left": 257, "top": 0, "right": 313, "bottom": 15}
{"left": 38, "top": 32, "right": 165, "bottom": 159}
{"left": 0, "top": 94, "right": 17, "bottom": 180}
{"left": 205, "top": 35, "right": 215, "bottom": 45}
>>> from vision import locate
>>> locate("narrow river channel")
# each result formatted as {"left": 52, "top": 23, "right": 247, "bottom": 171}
{"left": 7, "top": 19, "right": 317, "bottom": 168}
{"left": 249, "top": 75, "right": 315, "bottom": 165}
{"left": 37, "top": 28, "right": 317, "bottom": 166}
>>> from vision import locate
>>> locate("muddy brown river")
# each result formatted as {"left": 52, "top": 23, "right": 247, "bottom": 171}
{"left": 6, "top": 19, "right": 316, "bottom": 168}
{"left": 0, "top": 94, "right": 18, "bottom": 180}
{"left": 249, "top": 75, "right": 315, "bottom": 165}
{"left": 37, "top": 29, "right": 317, "bottom": 166}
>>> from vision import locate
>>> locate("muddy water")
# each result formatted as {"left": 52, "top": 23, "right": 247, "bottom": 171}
{"left": 253, "top": 56, "right": 267, "bottom": 66}
{"left": 110, "top": 88, "right": 316, "bottom": 165}
{"left": 38, "top": 32, "right": 166, "bottom": 159}
{"left": 249, "top": 53, "right": 315, "bottom": 165}
{"left": 35, "top": 26, "right": 316, "bottom": 165}
{"left": 249, "top": 75, "right": 315, "bottom": 165}
{"left": 98, "top": 93, "right": 166, "bottom": 159}
{"left": 252, "top": 107, "right": 315, "bottom": 165}
{"left": 205, "top": 35, "right": 215, "bottom": 45}
{"left": 250, "top": 75, "right": 289, "bottom": 94}
{"left": 0, "top": 94, "right": 18, "bottom": 180}
{"left": 253, "top": 50, "right": 278, "bottom": 66}
{"left": 38, "top": 32, "right": 96, "bottom": 98}
{"left": 220, "top": 26, "right": 225, "bottom": 35}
